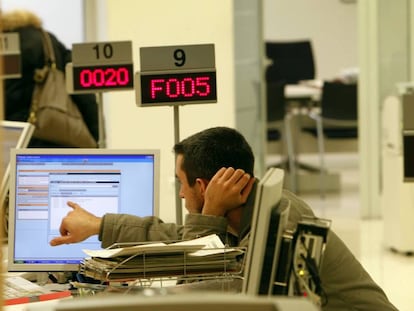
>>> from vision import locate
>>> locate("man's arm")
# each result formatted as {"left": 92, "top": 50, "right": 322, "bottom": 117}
{"left": 50, "top": 168, "right": 255, "bottom": 248}
{"left": 320, "top": 231, "right": 398, "bottom": 311}
{"left": 99, "top": 214, "right": 183, "bottom": 248}
{"left": 49, "top": 201, "right": 184, "bottom": 248}
{"left": 283, "top": 191, "right": 397, "bottom": 311}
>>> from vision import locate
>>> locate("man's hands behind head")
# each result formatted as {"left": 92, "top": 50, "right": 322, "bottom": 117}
{"left": 202, "top": 167, "right": 255, "bottom": 217}
{"left": 49, "top": 201, "right": 102, "bottom": 246}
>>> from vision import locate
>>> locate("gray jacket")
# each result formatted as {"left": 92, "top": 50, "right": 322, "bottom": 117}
{"left": 98, "top": 190, "right": 397, "bottom": 311}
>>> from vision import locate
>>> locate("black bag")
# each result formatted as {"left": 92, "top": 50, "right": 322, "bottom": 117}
{"left": 28, "top": 30, "right": 97, "bottom": 148}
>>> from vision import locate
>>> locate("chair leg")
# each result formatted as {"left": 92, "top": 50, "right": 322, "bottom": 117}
{"left": 315, "top": 115, "right": 326, "bottom": 199}
{"left": 284, "top": 113, "right": 297, "bottom": 193}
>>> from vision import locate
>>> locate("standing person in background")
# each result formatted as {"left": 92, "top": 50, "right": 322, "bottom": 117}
{"left": 1, "top": 9, "right": 99, "bottom": 147}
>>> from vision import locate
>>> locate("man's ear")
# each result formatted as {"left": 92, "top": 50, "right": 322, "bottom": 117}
{"left": 195, "top": 178, "right": 209, "bottom": 196}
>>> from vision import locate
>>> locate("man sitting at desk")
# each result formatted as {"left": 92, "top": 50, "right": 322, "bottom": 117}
{"left": 50, "top": 126, "right": 397, "bottom": 311}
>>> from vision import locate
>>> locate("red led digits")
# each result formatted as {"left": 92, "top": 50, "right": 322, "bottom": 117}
{"left": 166, "top": 78, "right": 179, "bottom": 98}
{"left": 150, "top": 76, "right": 211, "bottom": 99}
{"left": 140, "top": 71, "right": 217, "bottom": 104}
{"left": 182, "top": 78, "right": 195, "bottom": 97}
{"left": 80, "top": 67, "right": 129, "bottom": 88}
{"left": 151, "top": 79, "right": 165, "bottom": 99}
{"left": 72, "top": 64, "right": 134, "bottom": 91}
{"left": 195, "top": 76, "right": 210, "bottom": 96}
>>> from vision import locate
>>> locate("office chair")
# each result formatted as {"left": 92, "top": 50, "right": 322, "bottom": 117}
{"left": 265, "top": 40, "right": 316, "bottom": 84}
{"left": 266, "top": 80, "right": 297, "bottom": 192}
{"left": 302, "top": 81, "right": 358, "bottom": 197}
{"left": 265, "top": 40, "right": 318, "bottom": 193}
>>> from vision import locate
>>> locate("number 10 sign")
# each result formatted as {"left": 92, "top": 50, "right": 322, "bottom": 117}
{"left": 136, "top": 44, "right": 217, "bottom": 106}
{"left": 66, "top": 41, "right": 134, "bottom": 93}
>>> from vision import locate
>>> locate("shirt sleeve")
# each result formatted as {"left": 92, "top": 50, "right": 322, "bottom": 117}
{"left": 182, "top": 213, "right": 228, "bottom": 241}
{"left": 282, "top": 190, "right": 397, "bottom": 310}
{"left": 319, "top": 230, "right": 398, "bottom": 311}
{"left": 99, "top": 214, "right": 184, "bottom": 248}
{"left": 99, "top": 213, "right": 229, "bottom": 249}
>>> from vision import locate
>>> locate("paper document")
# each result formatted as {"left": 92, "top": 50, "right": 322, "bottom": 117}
{"left": 83, "top": 234, "right": 233, "bottom": 258}
{"left": 83, "top": 242, "right": 204, "bottom": 259}
{"left": 79, "top": 234, "right": 245, "bottom": 281}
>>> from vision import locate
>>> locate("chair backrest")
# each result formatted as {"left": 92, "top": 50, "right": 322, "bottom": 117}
{"left": 266, "top": 80, "right": 286, "bottom": 123}
{"left": 320, "top": 81, "right": 358, "bottom": 121}
{"left": 265, "top": 40, "right": 315, "bottom": 84}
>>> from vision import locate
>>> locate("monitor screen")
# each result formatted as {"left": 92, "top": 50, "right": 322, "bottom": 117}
{"left": 242, "top": 167, "right": 290, "bottom": 296}
{"left": 0, "top": 121, "right": 34, "bottom": 239}
{"left": 7, "top": 148, "right": 160, "bottom": 272}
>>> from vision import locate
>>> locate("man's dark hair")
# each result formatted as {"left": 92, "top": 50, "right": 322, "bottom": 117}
{"left": 173, "top": 127, "right": 255, "bottom": 186}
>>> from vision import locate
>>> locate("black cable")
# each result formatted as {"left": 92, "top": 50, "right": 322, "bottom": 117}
{"left": 298, "top": 236, "right": 328, "bottom": 306}
{"left": 48, "top": 273, "right": 58, "bottom": 283}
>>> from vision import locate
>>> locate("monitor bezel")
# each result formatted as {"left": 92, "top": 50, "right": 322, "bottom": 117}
{"left": 0, "top": 120, "right": 34, "bottom": 206}
{"left": 0, "top": 121, "right": 34, "bottom": 242}
{"left": 7, "top": 148, "right": 160, "bottom": 272}
{"left": 242, "top": 167, "right": 288, "bottom": 295}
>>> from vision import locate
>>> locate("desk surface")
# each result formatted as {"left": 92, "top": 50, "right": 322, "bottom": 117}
{"left": 4, "top": 297, "right": 66, "bottom": 311}
{"left": 285, "top": 84, "right": 321, "bottom": 100}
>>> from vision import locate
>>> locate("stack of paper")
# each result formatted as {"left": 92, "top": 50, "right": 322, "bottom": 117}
{"left": 80, "top": 234, "right": 245, "bottom": 282}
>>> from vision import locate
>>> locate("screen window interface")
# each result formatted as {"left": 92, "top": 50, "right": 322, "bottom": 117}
{"left": 13, "top": 153, "right": 156, "bottom": 266}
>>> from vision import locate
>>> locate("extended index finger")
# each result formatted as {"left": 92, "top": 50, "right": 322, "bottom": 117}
{"left": 50, "top": 235, "right": 73, "bottom": 246}
{"left": 67, "top": 201, "right": 80, "bottom": 210}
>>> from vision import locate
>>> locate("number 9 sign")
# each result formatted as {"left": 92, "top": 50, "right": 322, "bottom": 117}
{"left": 137, "top": 44, "right": 217, "bottom": 106}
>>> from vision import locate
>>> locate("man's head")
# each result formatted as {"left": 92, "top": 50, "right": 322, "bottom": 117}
{"left": 174, "top": 126, "right": 254, "bottom": 186}
{"left": 173, "top": 127, "right": 255, "bottom": 214}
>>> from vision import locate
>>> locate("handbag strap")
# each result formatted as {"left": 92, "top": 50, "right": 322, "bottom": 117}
{"left": 40, "top": 29, "right": 56, "bottom": 68}
{"left": 30, "top": 30, "right": 58, "bottom": 123}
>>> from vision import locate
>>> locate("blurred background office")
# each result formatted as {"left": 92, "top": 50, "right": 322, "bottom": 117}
{"left": 2, "top": 0, "right": 413, "bottom": 310}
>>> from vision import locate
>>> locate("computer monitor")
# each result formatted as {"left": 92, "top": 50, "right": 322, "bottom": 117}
{"left": 242, "top": 167, "right": 290, "bottom": 296}
{"left": 7, "top": 148, "right": 160, "bottom": 272}
{"left": 0, "top": 120, "right": 34, "bottom": 237}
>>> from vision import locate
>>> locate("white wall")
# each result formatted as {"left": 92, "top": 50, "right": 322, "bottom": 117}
{"left": 263, "top": 0, "right": 358, "bottom": 80}
{"left": 93, "top": 0, "right": 235, "bottom": 222}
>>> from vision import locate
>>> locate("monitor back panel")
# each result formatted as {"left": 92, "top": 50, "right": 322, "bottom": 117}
{"left": 242, "top": 167, "right": 288, "bottom": 295}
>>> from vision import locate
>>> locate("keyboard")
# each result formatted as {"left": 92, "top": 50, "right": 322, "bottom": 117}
{"left": 4, "top": 276, "right": 72, "bottom": 306}
{"left": 4, "top": 276, "right": 47, "bottom": 299}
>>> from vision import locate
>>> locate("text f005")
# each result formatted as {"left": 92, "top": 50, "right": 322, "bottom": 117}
{"left": 139, "top": 71, "right": 217, "bottom": 105}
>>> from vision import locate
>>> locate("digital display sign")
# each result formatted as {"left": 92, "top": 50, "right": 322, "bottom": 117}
{"left": 2, "top": 54, "right": 21, "bottom": 78}
{"left": 139, "top": 71, "right": 216, "bottom": 105}
{"left": 72, "top": 64, "right": 134, "bottom": 91}
{"left": 136, "top": 44, "right": 217, "bottom": 106}
{"left": 67, "top": 41, "right": 134, "bottom": 94}
{"left": 0, "top": 33, "right": 21, "bottom": 79}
